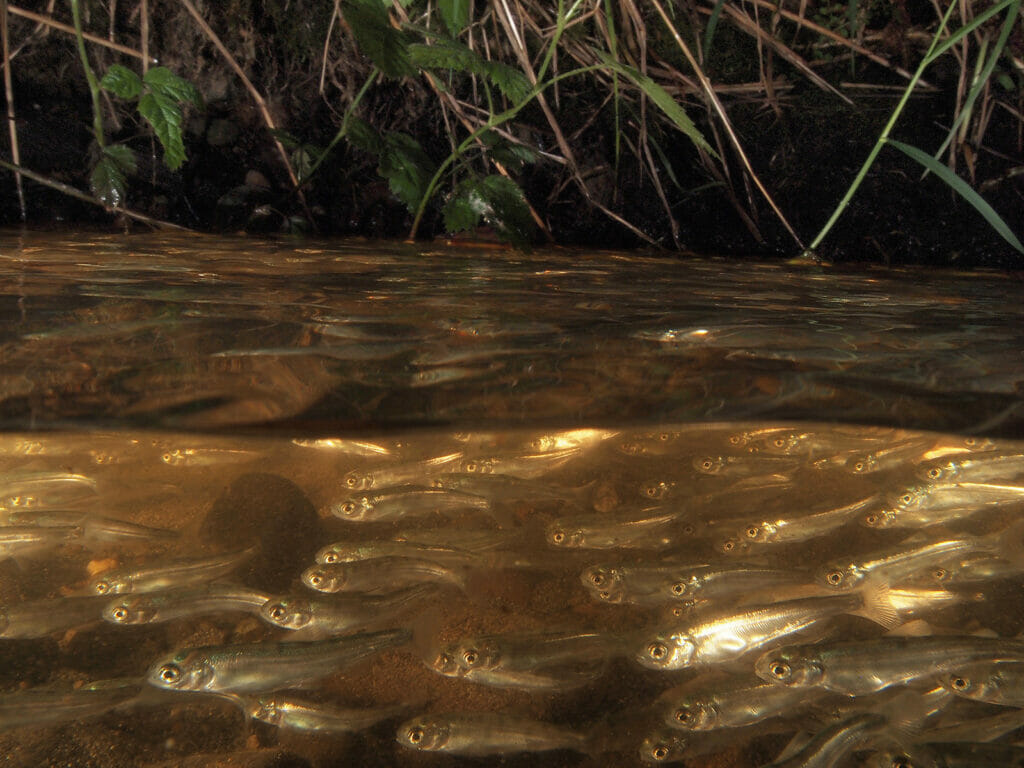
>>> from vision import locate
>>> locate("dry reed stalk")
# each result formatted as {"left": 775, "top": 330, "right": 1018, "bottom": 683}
{"left": 140, "top": 0, "right": 148, "bottom": 75}
{"left": 1, "top": 0, "right": 24, "bottom": 219}
{"left": 7, "top": 4, "right": 152, "bottom": 61}
{"left": 320, "top": 0, "right": 340, "bottom": 95}
{"left": 176, "top": 0, "right": 302, "bottom": 193}
{"left": 649, "top": 0, "right": 803, "bottom": 248}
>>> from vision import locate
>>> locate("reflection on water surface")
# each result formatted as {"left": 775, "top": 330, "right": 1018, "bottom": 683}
{"left": 1, "top": 233, "right": 1024, "bottom": 768}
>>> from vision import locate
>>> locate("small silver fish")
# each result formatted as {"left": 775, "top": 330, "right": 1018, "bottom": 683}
{"left": 943, "top": 660, "right": 1024, "bottom": 708}
{"left": 243, "top": 694, "right": 406, "bottom": 732}
{"left": 302, "top": 557, "right": 465, "bottom": 593}
{"left": 259, "top": 585, "right": 435, "bottom": 638}
{"left": 547, "top": 508, "right": 682, "bottom": 550}
{"left": 0, "top": 678, "right": 142, "bottom": 729}
{"left": 397, "top": 712, "right": 588, "bottom": 756}
{"left": 759, "top": 713, "right": 886, "bottom": 768}
{"left": 0, "top": 596, "right": 108, "bottom": 638}
{"left": 103, "top": 583, "right": 270, "bottom": 625}
{"left": 146, "top": 629, "right": 410, "bottom": 694}
{"left": 866, "top": 482, "right": 1024, "bottom": 529}
{"left": 721, "top": 495, "right": 880, "bottom": 552}
{"left": 429, "top": 629, "right": 615, "bottom": 690}
{"left": 87, "top": 547, "right": 257, "bottom": 595}
{"left": 458, "top": 447, "right": 581, "bottom": 479}
{"left": 755, "top": 635, "right": 1024, "bottom": 696}
{"left": 328, "top": 485, "right": 491, "bottom": 522}
{"left": 636, "top": 584, "right": 896, "bottom": 671}
{"left": 342, "top": 453, "right": 463, "bottom": 490}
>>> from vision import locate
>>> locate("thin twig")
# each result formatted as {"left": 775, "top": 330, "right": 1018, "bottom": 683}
{"left": 1, "top": 0, "right": 25, "bottom": 219}
{"left": 6, "top": 4, "right": 153, "bottom": 61}
{"left": 0, "top": 157, "right": 189, "bottom": 229}
{"left": 176, "top": 0, "right": 302, "bottom": 193}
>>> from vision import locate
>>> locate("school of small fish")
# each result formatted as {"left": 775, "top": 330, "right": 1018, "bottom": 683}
{"left": 3, "top": 423, "right": 1024, "bottom": 767}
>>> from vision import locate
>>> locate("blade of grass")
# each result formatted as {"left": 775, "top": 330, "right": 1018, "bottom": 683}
{"left": 887, "top": 138, "right": 1023, "bottom": 253}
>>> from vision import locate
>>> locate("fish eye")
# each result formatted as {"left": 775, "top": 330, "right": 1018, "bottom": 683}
{"left": 551, "top": 531, "right": 566, "bottom": 544}
{"left": 269, "top": 605, "right": 286, "bottom": 620}
{"left": 643, "top": 485, "right": 659, "bottom": 498}
{"left": 853, "top": 460, "right": 866, "bottom": 472}
{"left": 949, "top": 675, "right": 970, "bottom": 691}
{"left": 598, "top": 591, "right": 612, "bottom": 600}
{"left": 647, "top": 642, "right": 668, "bottom": 660}
{"left": 658, "top": 433, "right": 670, "bottom": 442}
{"left": 744, "top": 526, "right": 760, "bottom": 539}
{"left": 699, "top": 458, "right": 715, "bottom": 471}
{"left": 324, "top": 552, "right": 339, "bottom": 564}
{"left": 900, "top": 493, "right": 913, "bottom": 505}
{"left": 589, "top": 572, "right": 606, "bottom": 587}
{"left": 864, "top": 513, "right": 879, "bottom": 526}
{"left": 407, "top": 726, "right": 425, "bottom": 744}
{"left": 681, "top": 523, "right": 696, "bottom": 535}
{"left": 964, "top": 437, "right": 977, "bottom": 446}
{"left": 650, "top": 745, "right": 670, "bottom": 761}
{"left": 309, "top": 573, "right": 323, "bottom": 587}
{"left": 673, "top": 709, "right": 691, "bottom": 723}
{"left": 464, "top": 461, "right": 477, "bottom": 472}
{"left": 932, "top": 567, "right": 948, "bottom": 581}
{"left": 769, "top": 662, "right": 791, "bottom": 679}
{"left": 728, "top": 435, "right": 742, "bottom": 445}
{"left": 93, "top": 580, "right": 111, "bottom": 594}
{"left": 926, "top": 467, "right": 942, "bottom": 480}
{"left": 158, "top": 664, "right": 181, "bottom": 684}
{"left": 341, "top": 502, "right": 357, "bottom": 515}
{"left": 462, "top": 649, "right": 478, "bottom": 665}
{"left": 825, "top": 570, "right": 844, "bottom": 586}
{"left": 772, "top": 438, "right": 786, "bottom": 448}
{"left": 111, "top": 606, "right": 129, "bottom": 622}
{"left": 721, "top": 539, "right": 736, "bottom": 552}
{"left": 671, "top": 582, "right": 686, "bottom": 596}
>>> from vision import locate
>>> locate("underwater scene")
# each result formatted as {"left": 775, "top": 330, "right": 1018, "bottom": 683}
{"left": 2, "top": 232, "right": 1024, "bottom": 767}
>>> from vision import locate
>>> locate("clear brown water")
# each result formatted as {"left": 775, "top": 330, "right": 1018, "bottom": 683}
{"left": 1, "top": 232, "right": 1024, "bottom": 768}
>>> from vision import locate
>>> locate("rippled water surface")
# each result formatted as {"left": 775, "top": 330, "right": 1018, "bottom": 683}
{"left": 2, "top": 232, "right": 1024, "bottom": 768}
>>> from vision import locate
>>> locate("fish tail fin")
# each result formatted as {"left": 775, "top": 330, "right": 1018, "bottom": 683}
{"left": 853, "top": 577, "right": 901, "bottom": 629}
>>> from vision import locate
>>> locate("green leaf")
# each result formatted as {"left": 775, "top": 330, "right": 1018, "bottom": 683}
{"left": 592, "top": 49, "right": 716, "bottom": 159}
{"left": 100, "top": 64, "right": 143, "bottom": 100}
{"left": 90, "top": 145, "right": 136, "bottom": 207}
{"left": 887, "top": 138, "right": 1024, "bottom": 254}
{"left": 143, "top": 66, "right": 202, "bottom": 108}
{"left": 342, "top": 0, "right": 416, "bottom": 78}
{"left": 378, "top": 132, "right": 436, "bottom": 210}
{"left": 479, "top": 59, "right": 532, "bottom": 104}
{"left": 409, "top": 37, "right": 531, "bottom": 104}
{"left": 444, "top": 174, "right": 533, "bottom": 247}
{"left": 139, "top": 91, "right": 187, "bottom": 171}
{"left": 346, "top": 116, "right": 383, "bottom": 155}
{"left": 438, "top": 0, "right": 471, "bottom": 35}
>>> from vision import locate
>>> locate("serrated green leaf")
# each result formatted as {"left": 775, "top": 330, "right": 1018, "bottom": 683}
{"left": 486, "top": 139, "right": 537, "bottom": 172}
{"left": 592, "top": 49, "right": 716, "bottom": 158}
{"left": 143, "top": 66, "right": 202, "bottom": 108}
{"left": 443, "top": 178, "right": 486, "bottom": 233}
{"left": 291, "top": 147, "right": 318, "bottom": 179}
{"left": 409, "top": 40, "right": 475, "bottom": 71}
{"left": 90, "top": 152, "right": 129, "bottom": 207}
{"left": 139, "top": 91, "right": 186, "bottom": 171}
{"left": 100, "top": 64, "right": 143, "bottom": 100}
{"left": 343, "top": 0, "right": 416, "bottom": 78}
{"left": 378, "top": 132, "right": 436, "bottom": 210}
{"left": 478, "top": 174, "right": 533, "bottom": 247}
{"left": 346, "top": 116, "right": 383, "bottom": 155}
{"left": 438, "top": 0, "right": 471, "bottom": 35}
{"left": 269, "top": 129, "right": 301, "bottom": 150}
{"left": 479, "top": 59, "right": 531, "bottom": 104}
{"left": 887, "top": 138, "right": 1024, "bottom": 254}
{"left": 103, "top": 143, "right": 137, "bottom": 176}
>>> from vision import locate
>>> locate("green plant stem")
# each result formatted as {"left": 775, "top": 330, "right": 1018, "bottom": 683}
{"left": 805, "top": 0, "right": 959, "bottom": 254}
{"left": 296, "top": 68, "right": 381, "bottom": 189}
{"left": 69, "top": 0, "right": 104, "bottom": 149}
{"left": 408, "top": 63, "right": 603, "bottom": 239}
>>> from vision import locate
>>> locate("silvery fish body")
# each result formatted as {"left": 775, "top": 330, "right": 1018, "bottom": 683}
{"left": 721, "top": 495, "right": 880, "bottom": 552}
{"left": 867, "top": 482, "right": 1024, "bottom": 529}
{"left": 943, "top": 660, "right": 1024, "bottom": 707}
{"left": 660, "top": 672, "right": 824, "bottom": 731}
{"left": 847, "top": 438, "right": 934, "bottom": 474}
{"left": 397, "top": 712, "right": 588, "bottom": 756}
{"left": 430, "top": 629, "right": 615, "bottom": 690}
{"left": 0, "top": 596, "right": 107, "bottom": 638}
{"left": 457, "top": 446, "right": 581, "bottom": 479}
{"left": 259, "top": 585, "right": 435, "bottom": 637}
{"left": 302, "top": 557, "right": 465, "bottom": 593}
{"left": 916, "top": 453, "right": 1024, "bottom": 484}
{"left": 548, "top": 508, "right": 683, "bottom": 550}
{"left": 693, "top": 455, "right": 799, "bottom": 478}
{"left": 146, "top": 628, "right": 410, "bottom": 694}
{"left": 342, "top": 453, "right": 464, "bottom": 491}
{"left": 3, "top": 510, "right": 177, "bottom": 543}
{"left": 328, "top": 484, "right": 491, "bottom": 522}
{"left": 636, "top": 588, "right": 893, "bottom": 671}
{"left": 430, "top": 472, "right": 591, "bottom": 505}
{"left": 0, "top": 678, "right": 141, "bottom": 729}
{"left": 0, "top": 524, "right": 82, "bottom": 558}
{"left": 316, "top": 539, "right": 489, "bottom": 566}
{"left": 87, "top": 547, "right": 256, "bottom": 595}
{"left": 244, "top": 694, "right": 406, "bottom": 732}
{"left": 759, "top": 713, "right": 886, "bottom": 768}
{"left": 865, "top": 742, "right": 1024, "bottom": 768}
{"left": 103, "top": 583, "right": 270, "bottom": 625}
{"left": 755, "top": 636, "right": 1024, "bottom": 696}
